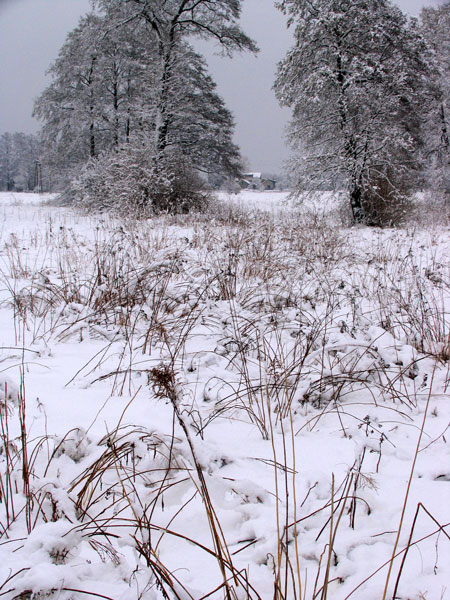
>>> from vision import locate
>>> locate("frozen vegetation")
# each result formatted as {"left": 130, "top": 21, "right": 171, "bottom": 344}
{"left": 0, "top": 191, "right": 449, "bottom": 599}
{"left": 2, "top": 2, "right": 449, "bottom": 597}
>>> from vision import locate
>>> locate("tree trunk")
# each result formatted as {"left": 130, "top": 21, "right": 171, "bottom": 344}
{"left": 113, "top": 61, "right": 120, "bottom": 148}
{"left": 89, "top": 120, "right": 96, "bottom": 158}
{"left": 440, "top": 103, "right": 450, "bottom": 162}
{"left": 350, "top": 185, "right": 364, "bottom": 223}
{"left": 156, "top": 48, "right": 173, "bottom": 154}
{"left": 336, "top": 46, "right": 364, "bottom": 224}
{"left": 88, "top": 57, "right": 97, "bottom": 158}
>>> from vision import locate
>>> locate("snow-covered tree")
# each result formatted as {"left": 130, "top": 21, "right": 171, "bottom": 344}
{"left": 275, "top": 0, "right": 434, "bottom": 224}
{"left": 156, "top": 42, "right": 242, "bottom": 177}
{"left": 34, "top": 14, "right": 103, "bottom": 186}
{"left": 420, "top": 2, "right": 450, "bottom": 191}
{"left": 33, "top": 12, "right": 158, "bottom": 188}
{"left": 0, "top": 133, "right": 15, "bottom": 191}
{"left": 94, "top": 0, "right": 257, "bottom": 155}
{"left": 34, "top": 0, "right": 254, "bottom": 210}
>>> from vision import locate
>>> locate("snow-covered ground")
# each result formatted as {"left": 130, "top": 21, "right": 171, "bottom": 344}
{"left": 216, "top": 190, "right": 292, "bottom": 212}
{"left": 0, "top": 191, "right": 449, "bottom": 600}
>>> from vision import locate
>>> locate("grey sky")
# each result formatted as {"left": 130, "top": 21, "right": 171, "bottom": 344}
{"left": 0, "top": 0, "right": 446, "bottom": 172}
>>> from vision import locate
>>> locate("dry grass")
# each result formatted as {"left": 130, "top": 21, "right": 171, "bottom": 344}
{"left": 0, "top": 198, "right": 449, "bottom": 599}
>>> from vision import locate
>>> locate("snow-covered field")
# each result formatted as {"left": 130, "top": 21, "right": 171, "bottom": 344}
{"left": 0, "top": 191, "right": 449, "bottom": 600}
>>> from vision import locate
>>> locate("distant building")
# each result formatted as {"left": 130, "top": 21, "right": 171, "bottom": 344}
{"left": 240, "top": 172, "right": 277, "bottom": 191}
{"left": 261, "top": 178, "right": 276, "bottom": 191}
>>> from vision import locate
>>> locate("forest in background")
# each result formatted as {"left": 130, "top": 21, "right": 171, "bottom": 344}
{"left": 0, "top": 0, "right": 449, "bottom": 224}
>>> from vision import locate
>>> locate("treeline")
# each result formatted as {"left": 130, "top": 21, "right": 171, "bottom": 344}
{"left": 3, "top": 0, "right": 449, "bottom": 224}
{"left": 0, "top": 133, "right": 42, "bottom": 192}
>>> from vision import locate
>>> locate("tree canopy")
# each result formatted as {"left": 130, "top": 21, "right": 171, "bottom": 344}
{"left": 34, "top": 0, "right": 256, "bottom": 211}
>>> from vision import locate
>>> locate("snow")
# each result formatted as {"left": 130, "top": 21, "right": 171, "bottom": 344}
{"left": 217, "top": 190, "right": 291, "bottom": 212}
{"left": 0, "top": 191, "right": 449, "bottom": 600}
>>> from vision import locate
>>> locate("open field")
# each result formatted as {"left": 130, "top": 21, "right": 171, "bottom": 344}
{"left": 0, "top": 191, "right": 449, "bottom": 599}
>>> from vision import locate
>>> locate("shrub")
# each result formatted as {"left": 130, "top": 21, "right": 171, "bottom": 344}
{"left": 71, "top": 146, "right": 211, "bottom": 216}
{"left": 360, "top": 168, "right": 415, "bottom": 227}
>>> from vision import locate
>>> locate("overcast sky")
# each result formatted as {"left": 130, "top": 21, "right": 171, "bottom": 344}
{"left": 0, "top": 0, "right": 446, "bottom": 172}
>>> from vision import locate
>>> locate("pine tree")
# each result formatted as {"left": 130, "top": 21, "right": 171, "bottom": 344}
{"left": 275, "top": 0, "right": 434, "bottom": 224}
